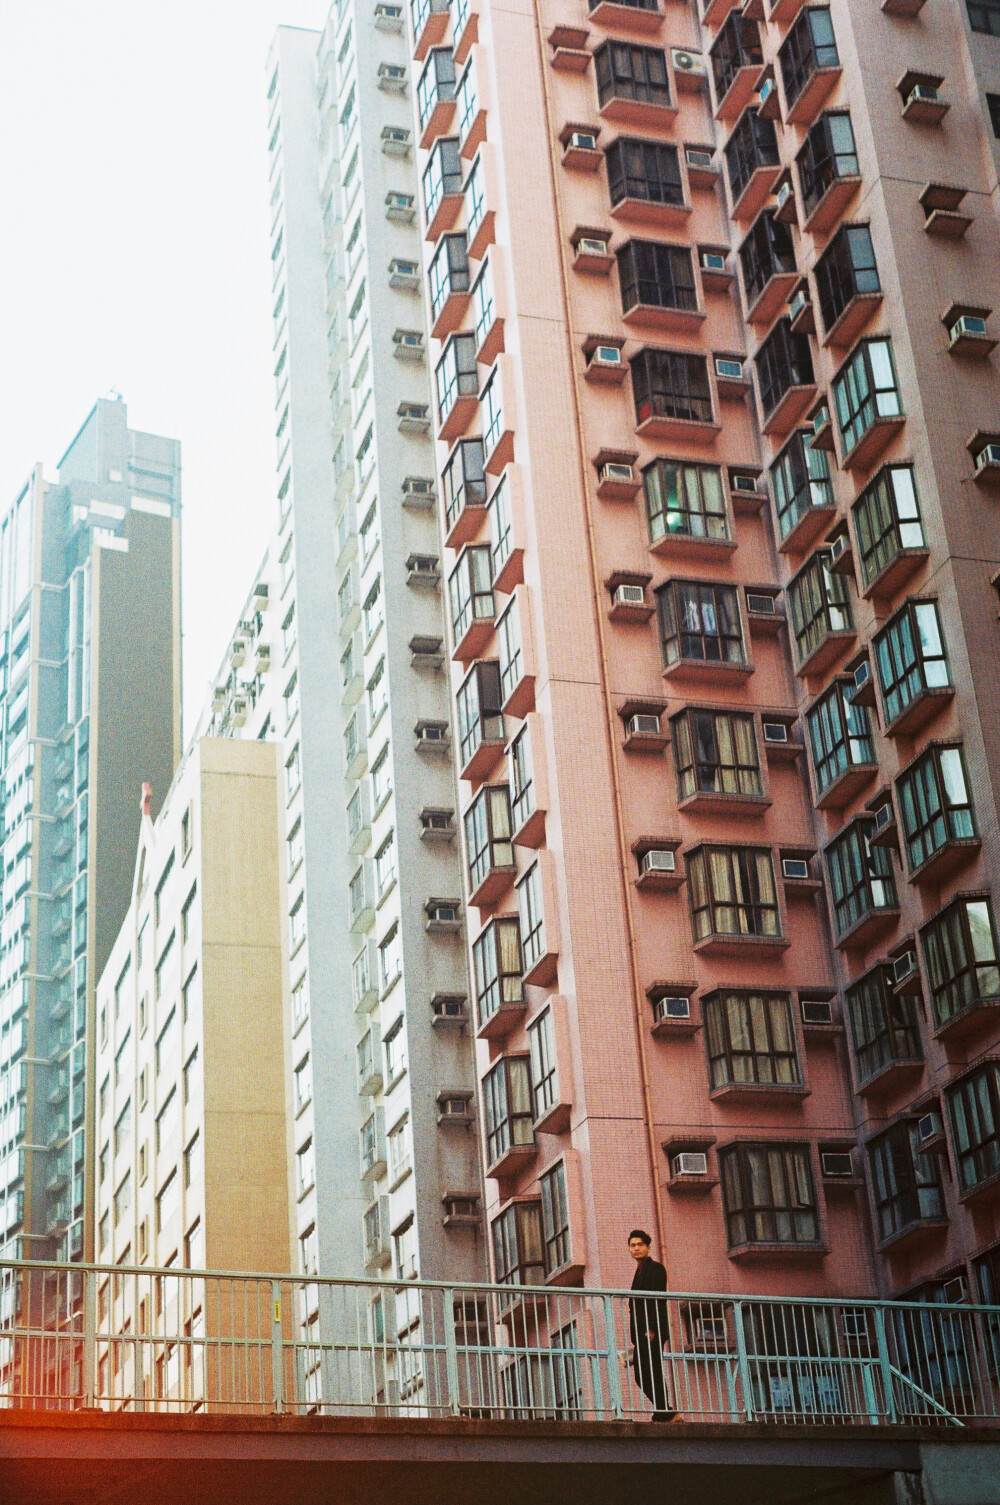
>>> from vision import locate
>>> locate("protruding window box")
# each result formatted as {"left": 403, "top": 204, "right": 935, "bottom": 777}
{"left": 436, "top": 334, "right": 479, "bottom": 444}
{"left": 652, "top": 529, "right": 736, "bottom": 565}
{"left": 814, "top": 760, "right": 878, "bottom": 812}
{"left": 449, "top": 546, "right": 495, "bottom": 662}
{"left": 709, "top": 14, "right": 764, "bottom": 122}
{"left": 457, "top": 660, "right": 506, "bottom": 784}
{"left": 560, "top": 122, "right": 603, "bottom": 171}
{"left": 920, "top": 182, "right": 972, "bottom": 239}
{"left": 788, "top": 550, "right": 854, "bottom": 679}
{"left": 877, "top": 1217, "right": 948, "bottom": 1256}
{"left": 509, "top": 716, "right": 547, "bottom": 848}
{"left": 428, "top": 233, "right": 471, "bottom": 339}
{"left": 485, "top": 1118, "right": 536, "bottom": 1182}
{"left": 606, "top": 571, "right": 655, "bottom": 623}
{"left": 618, "top": 243, "right": 704, "bottom": 334}
{"left": 465, "top": 145, "right": 497, "bottom": 259}
{"left": 897, "top": 743, "right": 980, "bottom": 886}
{"left": 571, "top": 226, "right": 614, "bottom": 276}
{"left": 411, "top": 0, "right": 451, "bottom": 61}
{"left": 442, "top": 438, "right": 488, "bottom": 550}
{"left": 739, "top": 211, "right": 797, "bottom": 326}
{"left": 454, "top": 0, "right": 479, "bottom": 62}
{"left": 620, "top": 699, "right": 669, "bottom": 752}
{"left": 944, "top": 303, "right": 997, "bottom": 359}
{"left": 633, "top": 836, "right": 684, "bottom": 891}
{"left": 756, "top": 319, "right": 817, "bottom": 438}
{"left": 589, "top": 0, "right": 664, "bottom": 32}
{"left": 767, "top": 0, "right": 805, "bottom": 25}
{"left": 711, "top": 1078, "right": 809, "bottom": 1106}
{"left": 583, "top": 335, "right": 629, "bottom": 385}
{"left": 457, "top": 53, "right": 488, "bottom": 158}
{"left": 423, "top": 138, "right": 464, "bottom": 241}
{"left": 465, "top": 784, "right": 517, "bottom": 908}
{"left": 417, "top": 48, "right": 458, "bottom": 149}
{"left": 771, "top": 430, "right": 836, "bottom": 554}
{"left": 548, "top": 24, "right": 592, "bottom": 72}
{"left": 874, "top": 599, "right": 954, "bottom": 739}
{"left": 779, "top": 8, "right": 841, "bottom": 126}
{"left": 832, "top": 338, "right": 904, "bottom": 473}
{"left": 702, "top": 0, "right": 738, "bottom": 23}
{"left": 724, "top": 107, "right": 781, "bottom": 222}
{"left": 474, "top": 915, "right": 525, "bottom": 1039}
{"left": 518, "top": 858, "right": 559, "bottom": 987}
{"left": 649, "top": 984, "right": 700, "bottom": 1038}
{"left": 481, "top": 359, "right": 515, "bottom": 475}
{"left": 886, "top": 685, "right": 954, "bottom": 739}
{"left": 657, "top": 579, "right": 752, "bottom": 687}
{"left": 798, "top": 112, "right": 861, "bottom": 232}
{"left": 686, "top": 844, "right": 788, "bottom": 958}
{"left": 596, "top": 49, "right": 675, "bottom": 130}
{"left": 632, "top": 349, "right": 720, "bottom": 444}
{"left": 607, "top": 138, "right": 689, "bottom": 228}
{"left": 489, "top": 468, "right": 525, "bottom": 594}
{"left": 814, "top": 226, "right": 882, "bottom": 350}
{"left": 679, "top": 780, "right": 771, "bottom": 816}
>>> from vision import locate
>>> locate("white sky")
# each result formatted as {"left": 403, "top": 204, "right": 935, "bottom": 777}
{"left": 0, "top": 1, "right": 329, "bottom": 733}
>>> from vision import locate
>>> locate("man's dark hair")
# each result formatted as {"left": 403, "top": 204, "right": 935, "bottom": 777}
{"left": 628, "top": 1228, "right": 653, "bottom": 1246}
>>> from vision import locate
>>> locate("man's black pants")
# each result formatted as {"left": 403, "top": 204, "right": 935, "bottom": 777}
{"left": 632, "top": 1335, "right": 672, "bottom": 1418}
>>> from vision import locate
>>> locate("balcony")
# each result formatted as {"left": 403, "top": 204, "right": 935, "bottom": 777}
{"left": 631, "top": 349, "right": 720, "bottom": 444}
{"left": 589, "top": 0, "right": 663, "bottom": 31}
{"left": 411, "top": 0, "right": 451, "bottom": 60}
{"left": 595, "top": 42, "right": 675, "bottom": 130}
{"left": 725, "top": 108, "right": 781, "bottom": 221}
{"left": 798, "top": 112, "right": 861, "bottom": 233}
{"left": 778, "top": 7, "right": 841, "bottom": 126}
{"left": 755, "top": 319, "right": 817, "bottom": 437}
{"left": 423, "top": 137, "right": 464, "bottom": 242}
{"left": 618, "top": 240, "right": 704, "bottom": 333}
{"left": 428, "top": 232, "right": 471, "bottom": 340}
{"left": 710, "top": 14, "right": 764, "bottom": 121}
{"left": 815, "top": 225, "right": 882, "bottom": 349}
{"left": 832, "top": 338, "right": 905, "bottom": 473}
{"left": 449, "top": 546, "right": 495, "bottom": 661}
{"left": 443, "top": 438, "right": 488, "bottom": 550}
{"left": 435, "top": 333, "right": 479, "bottom": 444}
{"left": 417, "top": 48, "right": 458, "bottom": 148}
{"left": 456, "top": 659, "right": 506, "bottom": 783}
{"left": 739, "top": 210, "right": 797, "bottom": 326}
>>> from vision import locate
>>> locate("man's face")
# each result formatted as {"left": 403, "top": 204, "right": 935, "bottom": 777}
{"left": 628, "top": 1237, "right": 650, "bottom": 1262}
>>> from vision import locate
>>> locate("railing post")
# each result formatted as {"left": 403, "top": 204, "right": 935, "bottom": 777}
{"left": 443, "top": 1288, "right": 461, "bottom": 1416}
{"left": 732, "top": 1301, "right": 755, "bottom": 1421}
{"left": 271, "top": 1281, "right": 285, "bottom": 1414}
{"left": 603, "top": 1295, "right": 624, "bottom": 1421}
{"left": 82, "top": 1268, "right": 97, "bottom": 1408}
{"left": 874, "top": 1305, "right": 897, "bottom": 1425}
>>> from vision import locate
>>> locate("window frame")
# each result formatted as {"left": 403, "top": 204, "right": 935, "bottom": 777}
{"left": 920, "top": 896, "right": 1000, "bottom": 1030}
{"left": 657, "top": 578, "right": 745, "bottom": 666}
{"left": 873, "top": 599, "right": 951, "bottom": 728}
{"left": 686, "top": 844, "right": 781, "bottom": 941}
{"left": 868, "top": 1120, "right": 945, "bottom": 1243}
{"left": 896, "top": 743, "right": 976, "bottom": 876}
{"left": 482, "top": 1054, "right": 535, "bottom": 1168}
{"left": 670, "top": 706, "right": 762, "bottom": 800}
{"left": 845, "top": 964, "right": 922, "bottom": 1086}
{"left": 719, "top": 1141, "right": 820, "bottom": 1248}
{"left": 832, "top": 337, "right": 903, "bottom": 459}
{"left": 703, "top": 990, "right": 802, "bottom": 1090}
{"left": 769, "top": 428, "right": 833, "bottom": 541}
{"left": 824, "top": 817, "right": 898, "bottom": 940}
{"left": 786, "top": 549, "right": 853, "bottom": 668}
{"left": 643, "top": 459, "right": 728, "bottom": 544}
{"left": 631, "top": 348, "right": 713, "bottom": 426}
{"left": 806, "top": 678, "right": 875, "bottom": 796}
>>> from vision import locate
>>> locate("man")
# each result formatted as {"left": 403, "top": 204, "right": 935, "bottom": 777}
{"left": 627, "top": 1228, "right": 676, "bottom": 1422}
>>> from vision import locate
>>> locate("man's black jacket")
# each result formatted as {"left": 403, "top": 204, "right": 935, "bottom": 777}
{"left": 629, "top": 1255, "right": 667, "bottom": 1345}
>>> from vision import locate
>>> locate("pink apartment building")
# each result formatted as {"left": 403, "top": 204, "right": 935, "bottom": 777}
{"left": 405, "top": 0, "right": 1000, "bottom": 1304}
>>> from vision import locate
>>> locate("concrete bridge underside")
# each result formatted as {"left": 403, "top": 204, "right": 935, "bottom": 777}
{"left": 2, "top": 1416, "right": 1000, "bottom": 1505}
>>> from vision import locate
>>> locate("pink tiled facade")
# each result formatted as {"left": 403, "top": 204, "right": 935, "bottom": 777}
{"left": 408, "top": 0, "right": 1000, "bottom": 1302}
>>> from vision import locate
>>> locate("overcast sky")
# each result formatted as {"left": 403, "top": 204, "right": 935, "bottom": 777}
{"left": 0, "top": 1, "right": 329, "bottom": 732}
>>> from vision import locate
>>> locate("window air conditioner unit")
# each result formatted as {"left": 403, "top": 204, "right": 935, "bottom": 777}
{"left": 917, "top": 1110, "right": 943, "bottom": 1145}
{"left": 694, "top": 1315, "right": 727, "bottom": 1343}
{"left": 686, "top": 147, "right": 714, "bottom": 169}
{"left": 613, "top": 583, "right": 646, "bottom": 607}
{"left": 801, "top": 998, "right": 833, "bottom": 1025}
{"left": 775, "top": 180, "right": 793, "bottom": 213}
{"left": 893, "top": 950, "right": 917, "bottom": 985}
{"left": 789, "top": 289, "right": 809, "bottom": 320}
{"left": 568, "top": 130, "right": 598, "bottom": 151}
{"left": 578, "top": 235, "right": 610, "bottom": 256}
{"left": 627, "top": 712, "right": 660, "bottom": 736}
{"left": 730, "top": 472, "right": 758, "bottom": 494}
{"left": 821, "top": 1151, "right": 854, "bottom": 1178}
{"left": 382, "top": 125, "right": 411, "bottom": 147}
{"left": 746, "top": 592, "right": 776, "bottom": 614}
{"left": 653, "top": 995, "right": 691, "bottom": 1023}
{"left": 829, "top": 534, "right": 849, "bottom": 562}
{"left": 394, "top": 330, "right": 424, "bottom": 350}
{"left": 759, "top": 77, "right": 777, "bottom": 107}
{"left": 842, "top": 1310, "right": 868, "bottom": 1340}
{"left": 715, "top": 356, "right": 743, "bottom": 380}
{"left": 671, "top": 49, "right": 705, "bottom": 76}
{"left": 427, "top": 901, "right": 460, "bottom": 923}
{"left": 872, "top": 802, "right": 893, "bottom": 832}
{"left": 377, "top": 63, "right": 407, "bottom": 88}
{"left": 439, "top": 1095, "right": 472, "bottom": 1119}
{"left": 943, "top": 1274, "right": 968, "bottom": 1304}
{"left": 416, "top": 721, "right": 449, "bottom": 745}
{"left": 976, "top": 442, "right": 1000, "bottom": 470}
{"left": 951, "top": 314, "right": 988, "bottom": 339}
{"left": 590, "top": 345, "right": 623, "bottom": 367}
{"left": 600, "top": 461, "right": 634, "bottom": 484}
{"left": 672, "top": 1152, "right": 708, "bottom": 1177}
{"left": 641, "top": 849, "right": 676, "bottom": 875}
{"left": 762, "top": 721, "right": 789, "bottom": 743}
{"left": 432, "top": 994, "right": 467, "bottom": 1022}
{"left": 907, "top": 83, "right": 939, "bottom": 104}
{"left": 812, "top": 403, "right": 830, "bottom": 436}
{"left": 701, "top": 251, "right": 727, "bottom": 272}
{"left": 782, "top": 858, "right": 810, "bottom": 880}
{"left": 409, "top": 555, "right": 439, "bottom": 576}
{"left": 374, "top": 2, "right": 404, "bottom": 25}
{"left": 853, "top": 660, "right": 871, "bottom": 690}
{"left": 403, "top": 476, "right": 436, "bottom": 503}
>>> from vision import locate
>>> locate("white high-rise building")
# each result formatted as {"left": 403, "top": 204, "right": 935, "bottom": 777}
{"left": 202, "top": 22, "right": 484, "bottom": 1323}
